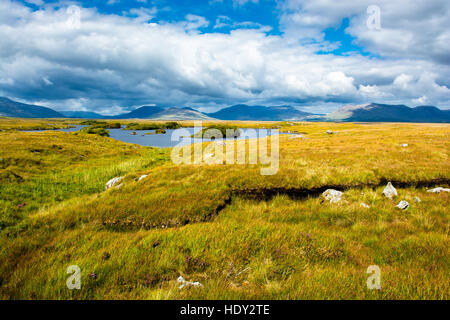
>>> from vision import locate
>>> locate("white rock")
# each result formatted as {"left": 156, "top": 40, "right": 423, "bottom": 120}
{"left": 326, "top": 130, "right": 334, "bottom": 134}
{"left": 382, "top": 182, "right": 398, "bottom": 199}
{"left": 322, "top": 189, "right": 343, "bottom": 203}
{"left": 400, "top": 144, "right": 408, "bottom": 147}
{"left": 360, "top": 203, "right": 370, "bottom": 208}
{"left": 427, "top": 187, "right": 450, "bottom": 193}
{"left": 414, "top": 197, "right": 421, "bottom": 203}
{"left": 177, "top": 276, "right": 203, "bottom": 289}
{"left": 138, "top": 175, "right": 148, "bottom": 182}
{"left": 396, "top": 200, "right": 410, "bottom": 210}
{"left": 105, "top": 177, "right": 124, "bottom": 190}
{"left": 288, "top": 134, "right": 305, "bottom": 140}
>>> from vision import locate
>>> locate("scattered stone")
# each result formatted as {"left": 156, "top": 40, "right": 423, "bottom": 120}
{"left": 414, "top": 197, "right": 421, "bottom": 203}
{"left": 288, "top": 134, "right": 305, "bottom": 140}
{"left": 177, "top": 276, "right": 203, "bottom": 289}
{"left": 427, "top": 187, "right": 450, "bottom": 193}
{"left": 382, "top": 182, "right": 398, "bottom": 199}
{"left": 326, "top": 130, "right": 334, "bottom": 134}
{"left": 322, "top": 189, "right": 343, "bottom": 203}
{"left": 360, "top": 203, "right": 370, "bottom": 208}
{"left": 138, "top": 174, "right": 148, "bottom": 182}
{"left": 400, "top": 144, "right": 408, "bottom": 147}
{"left": 396, "top": 200, "right": 410, "bottom": 210}
{"left": 131, "top": 132, "right": 137, "bottom": 136}
{"left": 105, "top": 177, "right": 124, "bottom": 190}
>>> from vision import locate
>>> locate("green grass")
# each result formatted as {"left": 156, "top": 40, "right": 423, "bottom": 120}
{"left": 125, "top": 122, "right": 181, "bottom": 131}
{"left": 0, "top": 119, "right": 448, "bottom": 299}
{"left": 0, "top": 130, "right": 169, "bottom": 229}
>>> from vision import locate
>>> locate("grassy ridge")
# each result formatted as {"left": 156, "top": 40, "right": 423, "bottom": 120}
{"left": 0, "top": 119, "right": 448, "bottom": 299}
{"left": 0, "top": 130, "right": 169, "bottom": 228}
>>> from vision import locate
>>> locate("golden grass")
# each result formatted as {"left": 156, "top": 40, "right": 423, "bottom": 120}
{"left": 0, "top": 119, "right": 448, "bottom": 299}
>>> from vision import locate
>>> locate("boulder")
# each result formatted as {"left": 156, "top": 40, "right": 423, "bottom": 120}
{"left": 396, "top": 200, "right": 409, "bottom": 210}
{"left": 105, "top": 176, "right": 124, "bottom": 190}
{"left": 326, "top": 130, "right": 334, "bottom": 134}
{"left": 360, "top": 203, "right": 370, "bottom": 208}
{"left": 322, "top": 189, "right": 343, "bottom": 203}
{"left": 177, "top": 276, "right": 203, "bottom": 289}
{"left": 138, "top": 174, "right": 148, "bottom": 182}
{"left": 400, "top": 144, "right": 408, "bottom": 147}
{"left": 382, "top": 182, "right": 398, "bottom": 199}
{"left": 288, "top": 134, "right": 305, "bottom": 140}
{"left": 427, "top": 187, "right": 450, "bottom": 193}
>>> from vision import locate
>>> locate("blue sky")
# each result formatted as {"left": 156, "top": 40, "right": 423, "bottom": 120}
{"left": 1, "top": 0, "right": 449, "bottom": 114}
{"left": 20, "top": 0, "right": 282, "bottom": 33}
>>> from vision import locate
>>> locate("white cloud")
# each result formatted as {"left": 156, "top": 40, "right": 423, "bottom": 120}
{"left": 0, "top": 0, "right": 449, "bottom": 114}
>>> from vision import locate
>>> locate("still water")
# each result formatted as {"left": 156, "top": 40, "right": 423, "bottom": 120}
{"left": 35, "top": 126, "right": 281, "bottom": 148}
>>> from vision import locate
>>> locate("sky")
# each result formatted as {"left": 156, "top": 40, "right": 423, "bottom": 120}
{"left": 0, "top": 0, "right": 449, "bottom": 115}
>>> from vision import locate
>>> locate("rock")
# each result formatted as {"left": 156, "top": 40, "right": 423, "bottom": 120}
{"left": 396, "top": 200, "right": 409, "bottom": 210}
{"left": 131, "top": 132, "right": 137, "bottom": 135}
{"left": 138, "top": 175, "right": 148, "bottom": 182}
{"left": 427, "top": 187, "right": 450, "bottom": 193}
{"left": 360, "top": 203, "right": 370, "bottom": 208}
{"left": 177, "top": 276, "right": 203, "bottom": 289}
{"left": 326, "top": 130, "right": 334, "bottom": 134}
{"left": 322, "top": 189, "right": 343, "bottom": 203}
{"left": 414, "top": 197, "right": 421, "bottom": 203}
{"left": 105, "top": 176, "right": 124, "bottom": 190}
{"left": 400, "top": 143, "right": 408, "bottom": 147}
{"left": 382, "top": 182, "right": 398, "bottom": 199}
{"left": 288, "top": 134, "right": 305, "bottom": 140}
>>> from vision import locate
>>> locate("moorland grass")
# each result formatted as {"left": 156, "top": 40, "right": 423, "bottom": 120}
{"left": 0, "top": 119, "right": 448, "bottom": 299}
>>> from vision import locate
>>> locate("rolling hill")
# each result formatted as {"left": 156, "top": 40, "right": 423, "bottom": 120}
{"left": 0, "top": 97, "right": 64, "bottom": 118}
{"left": 324, "top": 103, "right": 450, "bottom": 123}
{"left": 206, "top": 104, "right": 313, "bottom": 121}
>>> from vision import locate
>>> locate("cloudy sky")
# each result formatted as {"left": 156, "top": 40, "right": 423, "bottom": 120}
{"left": 0, "top": 0, "right": 449, "bottom": 115}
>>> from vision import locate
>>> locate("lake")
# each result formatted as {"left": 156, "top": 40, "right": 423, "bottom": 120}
{"left": 31, "top": 125, "right": 283, "bottom": 148}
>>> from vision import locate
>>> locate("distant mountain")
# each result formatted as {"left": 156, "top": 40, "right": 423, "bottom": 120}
{"left": 150, "top": 107, "right": 214, "bottom": 120}
{"left": 61, "top": 111, "right": 105, "bottom": 119}
{"left": 0, "top": 97, "right": 64, "bottom": 118}
{"left": 109, "top": 106, "right": 213, "bottom": 120}
{"left": 324, "top": 103, "right": 450, "bottom": 123}
{"left": 3, "top": 97, "right": 449, "bottom": 123}
{"left": 112, "top": 106, "right": 165, "bottom": 119}
{"left": 206, "top": 104, "right": 313, "bottom": 121}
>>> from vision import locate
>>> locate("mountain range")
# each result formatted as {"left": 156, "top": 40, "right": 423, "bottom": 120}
{"left": 0, "top": 97, "right": 64, "bottom": 118}
{"left": 318, "top": 103, "right": 450, "bottom": 123}
{"left": 1, "top": 97, "right": 449, "bottom": 123}
{"left": 206, "top": 104, "right": 313, "bottom": 121}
